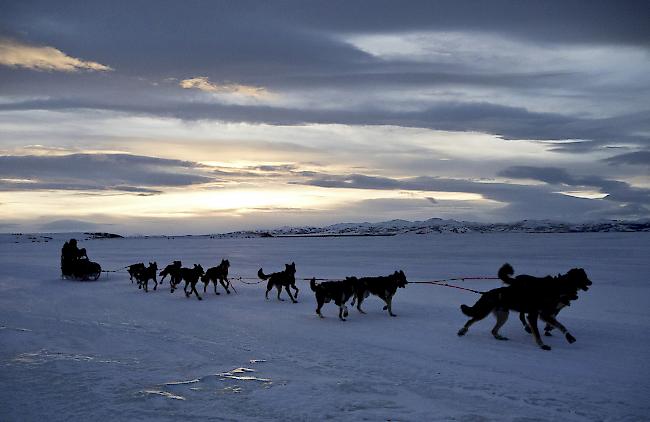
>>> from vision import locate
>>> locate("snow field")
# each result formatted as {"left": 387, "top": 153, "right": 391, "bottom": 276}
{"left": 1, "top": 233, "right": 649, "bottom": 421}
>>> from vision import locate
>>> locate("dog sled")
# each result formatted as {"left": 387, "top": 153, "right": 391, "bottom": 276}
{"left": 60, "top": 239, "right": 102, "bottom": 281}
{"left": 61, "top": 258, "right": 102, "bottom": 281}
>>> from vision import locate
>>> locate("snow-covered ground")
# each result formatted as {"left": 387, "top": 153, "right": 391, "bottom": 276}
{"left": 1, "top": 232, "right": 648, "bottom": 421}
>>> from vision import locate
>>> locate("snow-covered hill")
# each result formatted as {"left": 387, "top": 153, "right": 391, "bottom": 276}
{"left": 212, "top": 218, "right": 650, "bottom": 238}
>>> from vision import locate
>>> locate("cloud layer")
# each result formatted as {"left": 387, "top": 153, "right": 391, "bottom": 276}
{"left": 0, "top": 1, "right": 649, "bottom": 232}
{"left": 0, "top": 153, "right": 212, "bottom": 193}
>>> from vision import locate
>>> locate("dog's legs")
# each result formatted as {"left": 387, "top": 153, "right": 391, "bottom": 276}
{"left": 292, "top": 284, "right": 299, "bottom": 299}
{"left": 337, "top": 300, "right": 349, "bottom": 321}
{"left": 316, "top": 297, "right": 325, "bottom": 318}
{"left": 491, "top": 310, "right": 509, "bottom": 340}
{"left": 265, "top": 280, "right": 274, "bottom": 300}
{"left": 203, "top": 280, "right": 208, "bottom": 293}
{"left": 224, "top": 277, "right": 231, "bottom": 294}
{"left": 276, "top": 285, "right": 285, "bottom": 301}
{"left": 213, "top": 280, "right": 221, "bottom": 295}
{"left": 519, "top": 312, "right": 531, "bottom": 333}
{"left": 544, "top": 306, "right": 564, "bottom": 336}
{"left": 220, "top": 278, "right": 230, "bottom": 294}
{"left": 526, "top": 313, "right": 551, "bottom": 350}
{"left": 355, "top": 294, "right": 366, "bottom": 314}
{"left": 386, "top": 295, "right": 396, "bottom": 317}
{"left": 457, "top": 317, "right": 482, "bottom": 336}
{"left": 541, "top": 314, "right": 576, "bottom": 344}
{"left": 184, "top": 280, "right": 190, "bottom": 296}
{"left": 191, "top": 281, "right": 202, "bottom": 300}
{"left": 285, "top": 286, "right": 297, "bottom": 303}
{"left": 544, "top": 323, "right": 554, "bottom": 336}
{"left": 153, "top": 277, "right": 158, "bottom": 291}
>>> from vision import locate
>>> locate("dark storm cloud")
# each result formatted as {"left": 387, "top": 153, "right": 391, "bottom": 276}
{"left": 603, "top": 151, "right": 650, "bottom": 166}
{"left": 0, "top": 153, "right": 214, "bottom": 193}
{"left": 499, "top": 166, "right": 650, "bottom": 205}
{"left": 3, "top": 98, "right": 647, "bottom": 149}
{"left": 1, "top": 1, "right": 648, "bottom": 153}
{"left": 294, "top": 171, "right": 650, "bottom": 220}
{"left": 3, "top": 1, "right": 648, "bottom": 52}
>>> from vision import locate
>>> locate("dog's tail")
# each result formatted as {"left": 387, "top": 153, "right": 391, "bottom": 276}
{"left": 257, "top": 268, "right": 269, "bottom": 280}
{"left": 309, "top": 277, "right": 318, "bottom": 291}
{"left": 498, "top": 263, "right": 515, "bottom": 284}
{"left": 460, "top": 291, "right": 497, "bottom": 319}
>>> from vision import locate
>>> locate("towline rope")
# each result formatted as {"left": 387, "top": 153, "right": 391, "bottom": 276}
{"left": 229, "top": 274, "right": 498, "bottom": 294}
{"left": 408, "top": 276, "right": 499, "bottom": 294}
{"left": 230, "top": 275, "right": 339, "bottom": 284}
{"left": 101, "top": 265, "right": 131, "bottom": 273}
{"left": 407, "top": 281, "right": 486, "bottom": 294}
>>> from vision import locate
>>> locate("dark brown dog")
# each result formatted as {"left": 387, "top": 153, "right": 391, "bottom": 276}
{"left": 310, "top": 277, "right": 357, "bottom": 321}
{"left": 134, "top": 262, "right": 158, "bottom": 292}
{"left": 258, "top": 262, "right": 298, "bottom": 303}
{"left": 351, "top": 270, "right": 408, "bottom": 317}
{"left": 181, "top": 264, "right": 205, "bottom": 300}
{"left": 458, "top": 263, "right": 592, "bottom": 350}
{"left": 201, "top": 259, "right": 231, "bottom": 295}
{"left": 160, "top": 260, "right": 182, "bottom": 293}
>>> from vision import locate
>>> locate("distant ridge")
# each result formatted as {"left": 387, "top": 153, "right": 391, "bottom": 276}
{"left": 211, "top": 218, "right": 650, "bottom": 238}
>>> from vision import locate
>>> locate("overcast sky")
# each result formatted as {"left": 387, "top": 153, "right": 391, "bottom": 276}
{"left": 1, "top": 1, "right": 649, "bottom": 234}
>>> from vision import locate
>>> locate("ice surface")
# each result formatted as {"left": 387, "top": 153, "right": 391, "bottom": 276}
{"left": 1, "top": 232, "right": 649, "bottom": 421}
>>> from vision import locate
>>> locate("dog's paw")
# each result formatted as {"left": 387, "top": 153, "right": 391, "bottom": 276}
{"left": 197, "top": 297, "right": 202, "bottom": 301}
{"left": 457, "top": 328, "right": 467, "bottom": 336}
{"left": 494, "top": 335, "right": 509, "bottom": 341}
{"left": 524, "top": 326, "right": 532, "bottom": 333}
{"left": 565, "top": 333, "right": 576, "bottom": 343}
{"left": 544, "top": 331, "right": 553, "bottom": 336}
{"left": 541, "top": 345, "right": 552, "bottom": 351}
{"left": 215, "top": 292, "right": 220, "bottom": 295}
{"left": 383, "top": 305, "right": 388, "bottom": 310}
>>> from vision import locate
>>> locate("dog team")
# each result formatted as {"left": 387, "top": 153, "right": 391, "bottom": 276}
{"left": 125, "top": 255, "right": 591, "bottom": 350}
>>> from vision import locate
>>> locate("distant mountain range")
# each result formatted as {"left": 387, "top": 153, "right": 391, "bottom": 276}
{"left": 211, "top": 218, "right": 650, "bottom": 238}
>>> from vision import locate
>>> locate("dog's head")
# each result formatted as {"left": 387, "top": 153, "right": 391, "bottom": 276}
{"left": 285, "top": 262, "right": 296, "bottom": 275}
{"left": 393, "top": 270, "right": 408, "bottom": 288}
{"left": 149, "top": 261, "right": 157, "bottom": 271}
{"left": 194, "top": 264, "right": 204, "bottom": 276}
{"left": 221, "top": 259, "right": 230, "bottom": 268}
{"left": 173, "top": 260, "right": 181, "bottom": 267}
{"left": 566, "top": 268, "right": 592, "bottom": 291}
